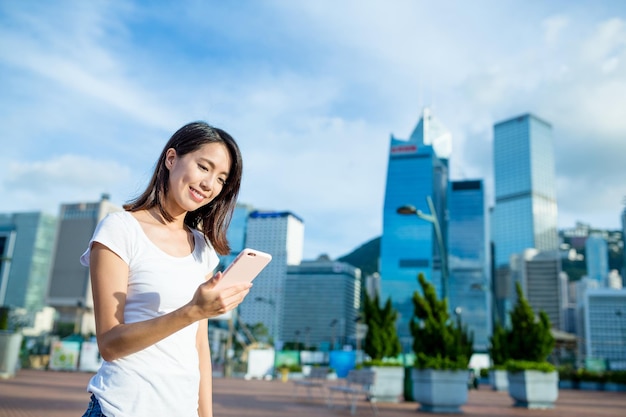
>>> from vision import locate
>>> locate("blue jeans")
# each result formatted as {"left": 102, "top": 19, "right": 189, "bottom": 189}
{"left": 82, "top": 394, "right": 107, "bottom": 417}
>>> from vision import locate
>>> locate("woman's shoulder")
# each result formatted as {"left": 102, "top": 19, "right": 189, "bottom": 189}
{"left": 99, "top": 210, "right": 134, "bottom": 227}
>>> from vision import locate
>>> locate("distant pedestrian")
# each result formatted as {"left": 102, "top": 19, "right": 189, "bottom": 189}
{"left": 80, "top": 121, "right": 251, "bottom": 417}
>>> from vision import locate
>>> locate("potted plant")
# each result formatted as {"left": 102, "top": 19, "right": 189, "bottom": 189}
{"left": 0, "top": 306, "right": 24, "bottom": 379}
{"left": 506, "top": 282, "right": 558, "bottom": 409}
{"left": 410, "top": 274, "right": 474, "bottom": 413}
{"left": 488, "top": 321, "right": 509, "bottom": 391}
{"left": 361, "top": 291, "right": 404, "bottom": 402}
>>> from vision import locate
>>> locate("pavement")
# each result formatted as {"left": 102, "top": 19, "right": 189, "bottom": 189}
{"left": 1, "top": 369, "right": 626, "bottom": 417}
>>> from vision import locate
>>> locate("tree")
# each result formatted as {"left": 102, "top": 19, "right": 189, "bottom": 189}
{"left": 488, "top": 321, "right": 509, "bottom": 368}
{"left": 410, "top": 273, "right": 473, "bottom": 370}
{"left": 362, "top": 291, "right": 401, "bottom": 361}
{"left": 508, "top": 282, "right": 555, "bottom": 364}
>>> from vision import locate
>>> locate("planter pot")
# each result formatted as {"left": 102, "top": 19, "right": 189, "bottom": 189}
{"left": 0, "top": 331, "right": 23, "bottom": 379}
{"left": 489, "top": 369, "right": 508, "bottom": 391}
{"left": 411, "top": 368, "right": 469, "bottom": 413}
{"left": 367, "top": 366, "right": 404, "bottom": 403}
{"left": 508, "top": 370, "right": 558, "bottom": 409}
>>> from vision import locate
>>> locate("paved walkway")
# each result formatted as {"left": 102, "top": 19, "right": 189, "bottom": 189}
{"left": 1, "top": 369, "right": 625, "bottom": 416}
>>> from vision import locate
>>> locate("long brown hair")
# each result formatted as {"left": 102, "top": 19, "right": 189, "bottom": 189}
{"left": 124, "top": 121, "right": 243, "bottom": 255}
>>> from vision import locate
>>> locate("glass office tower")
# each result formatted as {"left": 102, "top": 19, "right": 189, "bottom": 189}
{"left": 585, "top": 234, "right": 609, "bottom": 286}
{"left": 492, "top": 114, "right": 559, "bottom": 268}
{"left": 380, "top": 108, "right": 450, "bottom": 344}
{"left": 448, "top": 180, "right": 491, "bottom": 352}
{"left": 491, "top": 114, "right": 559, "bottom": 325}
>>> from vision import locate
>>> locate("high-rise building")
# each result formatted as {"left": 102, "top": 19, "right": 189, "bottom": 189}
{"left": 491, "top": 114, "right": 559, "bottom": 325}
{"left": 283, "top": 257, "right": 360, "bottom": 350}
{"left": 447, "top": 180, "right": 491, "bottom": 352}
{"left": 238, "top": 210, "right": 304, "bottom": 345}
{"left": 46, "top": 194, "right": 121, "bottom": 334}
{"left": 492, "top": 114, "right": 559, "bottom": 268}
{"left": 380, "top": 107, "right": 450, "bottom": 345}
{"left": 585, "top": 233, "right": 609, "bottom": 286}
{"left": 621, "top": 202, "right": 626, "bottom": 281}
{"left": 510, "top": 249, "right": 563, "bottom": 330}
{"left": 0, "top": 212, "right": 57, "bottom": 320}
{"left": 583, "top": 288, "right": 626, "bottom": 370}
{"left": 221, "top": 203, "right": 254, "bottom": 268}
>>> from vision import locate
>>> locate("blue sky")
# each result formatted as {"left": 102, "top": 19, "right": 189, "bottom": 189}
{"left": 1, "top": 1, "right": 625, "bottom": 259}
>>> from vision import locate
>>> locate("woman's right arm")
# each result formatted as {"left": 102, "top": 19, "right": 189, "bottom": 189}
{"left": 90, "top": 242, "right": 251, "bottom": 361}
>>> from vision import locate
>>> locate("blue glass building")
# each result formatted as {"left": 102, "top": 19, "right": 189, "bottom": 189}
{"left": 448, "top": 180, "right": 491, "bottom": 352}
{"left": 0, "top": 212, "right": 57, "bottom": 323}
{"left": 492, "top": 114, "right": 559, "bottom": 267}
{"left": 491, "top": 113, "right": 559, "bottom": 324}
{"left": 585, "top": 234, "right": 609, "bottom": 286}
{"left": 380, "top": 108, "right": 450, "bottom": 344}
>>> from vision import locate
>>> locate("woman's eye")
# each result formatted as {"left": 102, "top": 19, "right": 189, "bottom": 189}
{"left": 198, "top": 164, "right": 209, "bottom": 172}
{"left": 218, "top": 177, "right": 227, "bottom": 185}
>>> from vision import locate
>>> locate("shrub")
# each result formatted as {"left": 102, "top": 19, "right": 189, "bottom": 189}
{"left": 507, "top": 282, "right": 554, "bottom": 364}
{"left": 488, "top": 321, "right": 509, "bottom": 369}
{"left": 363, "top": 291, "right": 401, "bottom": 361}
{"left": 410, "top": 273, "right": 474, "bottom": 370}
{"left": 506, "top": 359, "right": 556, "bottom": 373}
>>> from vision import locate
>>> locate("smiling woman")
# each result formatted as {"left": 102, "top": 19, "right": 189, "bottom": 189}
{"left": 79, "top": 121, "right": 250, "bottom": 417}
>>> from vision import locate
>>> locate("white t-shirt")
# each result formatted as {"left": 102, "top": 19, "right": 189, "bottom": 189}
{"left": 80, "top": 211, "right": 219, "bottom": 417}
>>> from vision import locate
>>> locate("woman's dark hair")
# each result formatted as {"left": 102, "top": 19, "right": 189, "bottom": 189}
{"left": 124, "top": 121, "right": 243, "bottom": 255}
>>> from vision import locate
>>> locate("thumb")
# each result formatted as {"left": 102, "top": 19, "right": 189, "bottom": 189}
{"left": 204, "top": 271, "right": 223, "bottom": 288}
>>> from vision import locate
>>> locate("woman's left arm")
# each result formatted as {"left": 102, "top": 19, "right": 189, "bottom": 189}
{"left": 197, "top": 318, "right": 213, "bottom": 417}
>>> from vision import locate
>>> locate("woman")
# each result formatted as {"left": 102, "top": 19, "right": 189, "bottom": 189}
{"left": 80, "top": 121, "right": 251, "bottom": 417}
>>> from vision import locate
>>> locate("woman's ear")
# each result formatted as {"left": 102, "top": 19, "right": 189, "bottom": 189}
{"left": 165, "top": 148, "right": 177, "bottom": 169}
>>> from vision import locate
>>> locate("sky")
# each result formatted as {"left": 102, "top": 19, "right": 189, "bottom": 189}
{"left": 1, "top": 1, "right": 625, "bottom": 260}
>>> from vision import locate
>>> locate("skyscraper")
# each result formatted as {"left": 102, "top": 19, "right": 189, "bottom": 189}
{"left": 621, "top": 201, "right": 626, "bottom": 281}
{"left": 0, "top": 212, "right": 57, "bottom": 318}
{"left": 585, "top": 233, "right": 609, "bottom": 286}
{"left": 238, "top": 210, "right": 304, "bottom": 345}
{"left": 510, "top": 249, "right": 563, "bottom": 330}
{"left": 380, "top": 108, "right": 451, "bottom": 344}
{"left": 283, "top": 257, "right": 360, "bottom": 350}
{"left": 492, "top": 113, "right": 559, "bottom": 268}
{"left": 491, "top": 114, "right": 559, "bottom": 324}
{"left": 46, "top": 194, "right": 121, "bottom": 334}
{"left": 448, "top": 180, "right": 491, "bottom": 352}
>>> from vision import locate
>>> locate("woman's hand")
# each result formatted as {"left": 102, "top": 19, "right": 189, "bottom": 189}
{"left": 187, "top": 272, "right": 252, "bottom": 320}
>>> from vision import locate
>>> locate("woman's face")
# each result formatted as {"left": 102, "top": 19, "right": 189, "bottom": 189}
{"left": 164, "top": 142, "right": 232, "bottom": 215}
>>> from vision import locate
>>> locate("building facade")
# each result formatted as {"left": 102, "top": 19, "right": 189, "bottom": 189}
{"left": 491, "top": 114, "right": 559, "bottom": 324}
{"left": 585, "top": 233, "right": 609, "bottom": 286}
{"left": 510, "top": 249, "right": 564, "bottom": 330}
{"left": 46, "top": 194, "right": 121, "bottom": 334}
{"left": 447, "top": 180, "right": 492, "bottom": 352}
{"left": 491, "top": 113, "right": 559, "bottom": 268}
{"left": 238, "top": 210, "right": 304, "bottom": 346}
{"left": 583, "top": 288, "right": 626, "bottom": 370}
{"left": 283, "top": 257, "right": 361, "bottom": 350}
{"left": 0, "top": 212, "right": 57, "bottom": 323}
{"left": 380, "top": 107, "right": 450, "bottom": 346}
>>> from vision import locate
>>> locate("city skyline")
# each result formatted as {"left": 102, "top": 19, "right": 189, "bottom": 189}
{"left": 1, "top": 1, "right": 625, "bottom": 260}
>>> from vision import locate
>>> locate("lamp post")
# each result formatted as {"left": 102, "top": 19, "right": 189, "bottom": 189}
{"left": 397, "top": 195, "right": 448, "bottom": 301}
{"left": 255, "top": 296, "right": 279, "bottom": 347}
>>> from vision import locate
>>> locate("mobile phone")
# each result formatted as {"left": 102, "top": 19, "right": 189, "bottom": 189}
{"left": 214, "top": 248, "right": 272, "bottom": 290}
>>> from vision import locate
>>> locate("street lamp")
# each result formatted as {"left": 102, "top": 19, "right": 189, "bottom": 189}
{"left": 397, "top": 195, "right": 448, "bottom": 301}
{"left": 255, "top": 296, "right": 279, "bottom": 347}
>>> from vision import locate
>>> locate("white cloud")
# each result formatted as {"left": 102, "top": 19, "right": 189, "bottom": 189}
{"left": 1, "top": 1, "right": 625, "bottom": 258}
{"left": 543, "top": 15, "right": 569, "bottom": 46}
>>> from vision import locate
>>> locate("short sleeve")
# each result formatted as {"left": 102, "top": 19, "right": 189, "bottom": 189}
{"left": 80, "top": 212, "right": 133, "bottom": 267}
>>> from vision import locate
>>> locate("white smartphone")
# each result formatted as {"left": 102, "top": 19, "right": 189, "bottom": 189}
{"left": 214, "top": 248, "right": 272, "bottom": 290}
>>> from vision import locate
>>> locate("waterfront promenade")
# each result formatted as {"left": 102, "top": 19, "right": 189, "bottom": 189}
{"left": 1, "top": 369, "right": 625, "bottom": 416}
